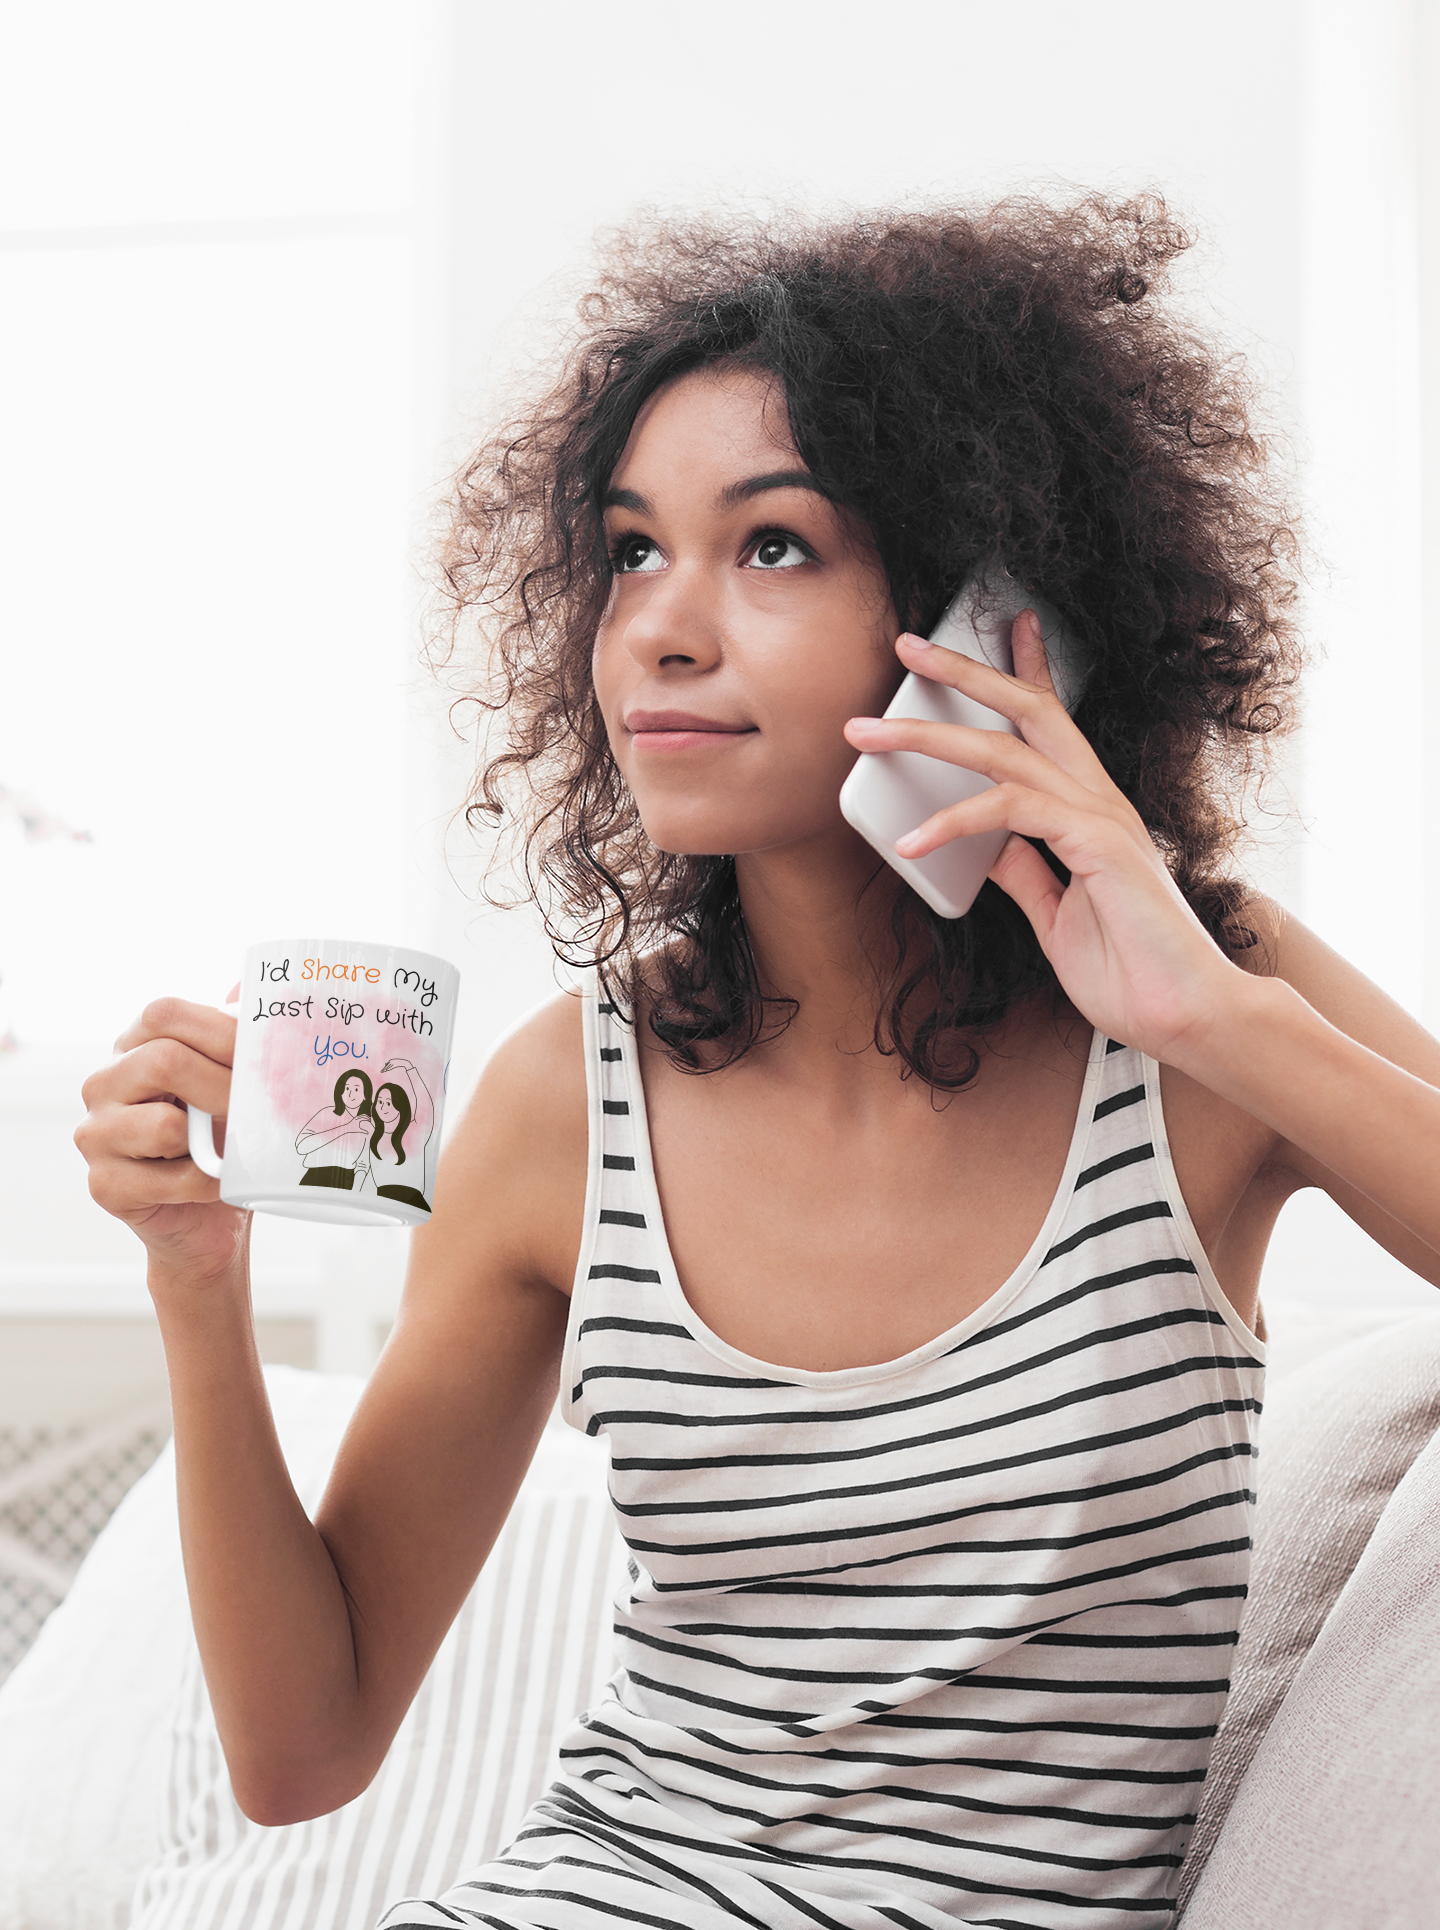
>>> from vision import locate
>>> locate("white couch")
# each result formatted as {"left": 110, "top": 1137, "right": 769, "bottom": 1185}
{"left": 1, "top": 1301, "right": 1436, "bottom": 1930}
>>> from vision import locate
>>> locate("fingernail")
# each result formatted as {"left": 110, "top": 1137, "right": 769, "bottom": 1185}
{"left": 899, "top": 632, "right": 932, "bottom": 650}
{"left": 895, "top": 831, "right": 921, "bottom": 856}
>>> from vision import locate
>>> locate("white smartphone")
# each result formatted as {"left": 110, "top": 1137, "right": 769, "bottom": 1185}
{"left": 838, "top": 571, "right": 1087, "bottom": 920}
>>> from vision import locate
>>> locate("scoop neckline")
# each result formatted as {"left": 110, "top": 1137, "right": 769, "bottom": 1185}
{"left": 617, "top": 1018, "right": 1108, "bottom": 1390}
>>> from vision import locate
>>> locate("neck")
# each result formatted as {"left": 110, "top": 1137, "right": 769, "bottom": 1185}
{"left": 728, "top": 825, "right": 915, "bottom": 1083}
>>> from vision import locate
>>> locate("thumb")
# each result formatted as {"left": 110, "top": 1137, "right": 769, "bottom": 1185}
{"left": 989, "top": 835, "right": 1064, "bottom": 943}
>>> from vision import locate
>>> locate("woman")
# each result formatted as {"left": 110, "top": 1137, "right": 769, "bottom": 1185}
{"left": 295, "top": 1068, "right": 373, "bottom": 1191}
{"left": 75, "top": 198, "right": 1440, "bottom": 1930}
{"left": 355, "top": 1061, "right": 435, "bottom": 1215}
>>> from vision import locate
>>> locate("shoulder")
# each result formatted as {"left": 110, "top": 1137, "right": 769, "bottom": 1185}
{"left": 479, "top": 987, "right": 587, "bottom": 1122}
{"left": 427, "top": 989, "right": 589, "bottom": 1297}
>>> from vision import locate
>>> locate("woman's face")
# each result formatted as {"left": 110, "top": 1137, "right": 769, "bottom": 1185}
{"left": 592, "top": 366, "right": 900, "bottom": 860}
{"left": 342, "top": 1076, "right": 365, "bottom": 1112}
{"left": 375, "top": 1088, "right": 399, "bottom": 1127}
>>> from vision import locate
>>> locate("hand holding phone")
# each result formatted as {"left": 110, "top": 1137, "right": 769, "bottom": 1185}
{"left": 838, "top": 572, "right": 1087, "bottom": 920}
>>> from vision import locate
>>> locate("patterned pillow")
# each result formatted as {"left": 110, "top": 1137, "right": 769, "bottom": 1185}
{"left": 129, "top": 1393, "right": 621, "bottom": 1930}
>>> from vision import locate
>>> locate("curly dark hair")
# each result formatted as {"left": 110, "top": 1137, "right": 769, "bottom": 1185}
{"left": 436, "top": 193, "right": 1302, "bottom": 1088}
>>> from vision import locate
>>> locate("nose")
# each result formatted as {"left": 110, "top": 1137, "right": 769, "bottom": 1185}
{"left": 609, "top": 561, "right": 724, "bottom": 675}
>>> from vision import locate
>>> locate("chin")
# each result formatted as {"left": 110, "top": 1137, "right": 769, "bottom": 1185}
{"left": 641, "top": 826, "right": 744, "bottom": 859}
{"left": 636, "top": 803, "right": 839, "bottom": 860}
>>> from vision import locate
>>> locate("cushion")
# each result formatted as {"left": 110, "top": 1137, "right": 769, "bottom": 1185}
{"left": 1256, "top": 1293, "right": 1428, "bottom": 1383}
{"left": 130, "top": 1476, "right": 621, "bottom": 1928}
{"left": 1179, "top": 1415, "right": 1440, "bottom": 1927}
{"left": 0, "top": 1421, "right": 196, "bottom": 1930}
{"left": 1177, "top": 1310, "right": 1440, "bottom": 1911}
{"left": 0, "top": 1369, "right": 366, "bottom": 1930}
{"left": 0, "top": 1367, "right": 617, "bottom": 1930}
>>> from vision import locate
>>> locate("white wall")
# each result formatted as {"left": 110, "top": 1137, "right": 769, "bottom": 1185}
{"left": 0, "top": 5, "right": 422, "bottom": 1046}
{"left": 0, "top": 0, "right": 1436, "bottom": 1388}
{"left": 1297, "top": 0, "right": 1431, "bottom": 1012}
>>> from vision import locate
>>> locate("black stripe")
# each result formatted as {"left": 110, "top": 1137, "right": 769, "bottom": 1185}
{"left": 580, "top": 1317, "right": 692, "bottom": 1341}
{"left": 866, "top": 1904, "right": 937, "bottom": 1930}
{"left": 739, "top": 1574, "right": 1251, "bottom": 1612}
{"left": 1093, "top": 1083, "right": 1146, "bottom": 1121}
{"left": 638, "top": 1723, "right": 1208, "bottom": 1787}
{"left": 870, "top": 1708, "right": 1218, "bottom": 1741}
{"left": 958, "top": 1256, "right": 1197, "bottom": 1352}
{"left": 597, "top": 1000, "right": 620, "bottom": 1015}
{"left": 1076, "top": 1142, "right": 1154, "bottom": 1188}
{"left": 582, "top": 1362, "right": 787, "bottom": 1393}
{"left": 621, "top": 1664, "right": 815, "bottom": 1724}
{"left": 600, "top": 1046, "right": 623, "bottom": 1061}
{"left": 612, "top": 1419, "right": 1248, "bottom": 1498}
{"left": 1104, "top": 1036, "right": 1127, "bottom": 1055}
{"left": 602, "top": 1153, "right": 636, "bottom": 1170}
{"left": 676, "top": 1544, "right": 1240, "bottom": 1621}
{"left": 967, "top": 1920, "right": 1060, "bottom": 1929}
{"left": 1030, "top": 1629, "right": 1238, "bottom": 1650}
{"left": 587, "top": 1263, "right": 662, "bottom": 1284}
{"left": 599, "top": 1209, "right": 647, "bottom": 1229}
{"left": 1041, "top": 1200, "right": 1172, "bottom": 1265}
{"left": 956, "top": 1669, "right": 1230, "bottom": 1697}
{"left": 602, "top": 1099, "right": 630, "bottom": 1115}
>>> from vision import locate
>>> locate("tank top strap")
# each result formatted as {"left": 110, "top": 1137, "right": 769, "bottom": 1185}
{"left": 562, "top": 982, "right": 662, "bottom": 1430}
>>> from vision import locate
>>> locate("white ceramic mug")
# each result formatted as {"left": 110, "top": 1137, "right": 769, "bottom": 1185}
{"left": 187, "top": 938, "right": 459, "bottom": 1227}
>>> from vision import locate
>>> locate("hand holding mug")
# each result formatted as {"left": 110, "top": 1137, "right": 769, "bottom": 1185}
{"left": 76, "top": 997, "right": 247, "bottom": 1282}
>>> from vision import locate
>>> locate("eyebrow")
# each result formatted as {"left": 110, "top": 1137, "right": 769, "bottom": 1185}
{"left": 718, "top": 468, "right": 826, "bottom": 509}
{"left": 600, "top": 469, "right": 827, "bottom": 516}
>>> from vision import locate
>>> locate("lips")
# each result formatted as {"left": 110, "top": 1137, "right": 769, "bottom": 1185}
{"left": 624, "top": 710, "right": 754, "bottom": 735}
{"left": 624, "top": 709, "right": 757, "bottom": 750}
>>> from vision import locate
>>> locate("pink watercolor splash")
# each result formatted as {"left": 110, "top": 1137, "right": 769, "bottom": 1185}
{"left": 255, "top": 1002, "right": 447, "bottom": 1140}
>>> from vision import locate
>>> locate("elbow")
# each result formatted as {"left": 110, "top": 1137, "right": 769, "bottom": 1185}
{"left": 230, "top": 1758, "right": 378, "bottom": 1829}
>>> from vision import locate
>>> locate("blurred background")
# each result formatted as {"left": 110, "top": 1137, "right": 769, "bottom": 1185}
{"left": 0, "top": 0, "right": 1436, "bottom": 1672}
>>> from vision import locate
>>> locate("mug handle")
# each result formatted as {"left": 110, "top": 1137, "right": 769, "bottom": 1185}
{"left": 187, "top": 1104, "right": 224, "bottom": 1178}
{"left": 187, "top": 989, "right": 240, "bottom": 1179}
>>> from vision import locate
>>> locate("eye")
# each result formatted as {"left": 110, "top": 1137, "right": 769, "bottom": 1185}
{"left": 611, "top": 534, "right": 665, "bottom": 574}
{"left": 746, "top": 532, "right": 811, "bottom": 571}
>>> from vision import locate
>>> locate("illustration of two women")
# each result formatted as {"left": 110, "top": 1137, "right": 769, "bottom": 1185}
{"left": 295, "top": 1060, "right": 433, "bottom": 1212}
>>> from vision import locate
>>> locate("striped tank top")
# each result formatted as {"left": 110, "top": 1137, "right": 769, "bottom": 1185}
{"left": 393, "top": 984, "right": 1265, "bottom": 1930}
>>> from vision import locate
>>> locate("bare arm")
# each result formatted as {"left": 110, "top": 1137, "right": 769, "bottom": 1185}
{"left": 76, "top": 992, "right": 587, "bottom": 1824}
{"left": 1184, "top": 907, "right": 1440, "bottom": 1284}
